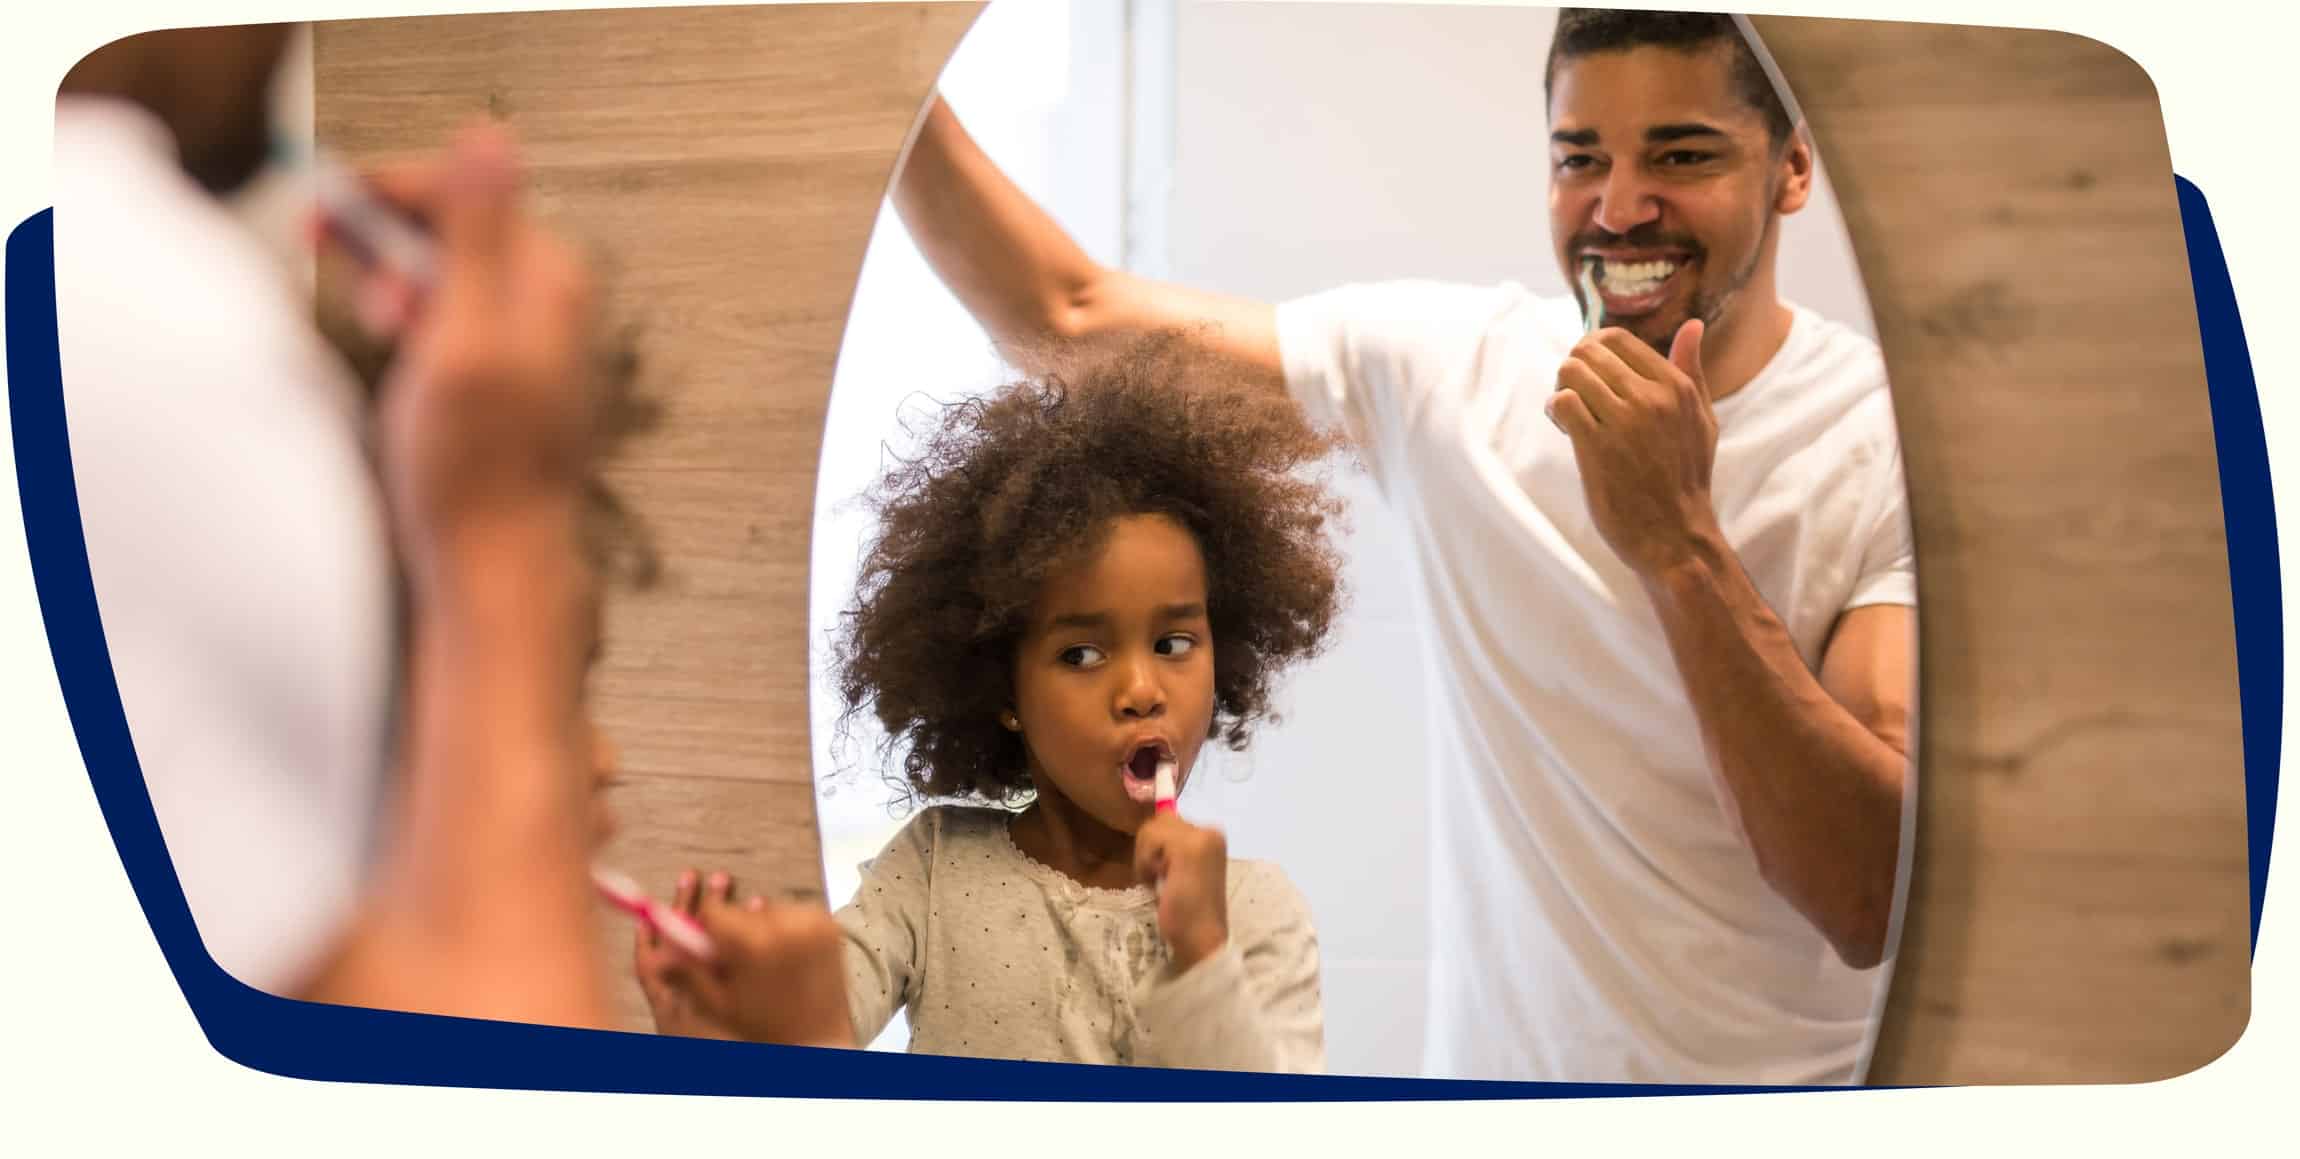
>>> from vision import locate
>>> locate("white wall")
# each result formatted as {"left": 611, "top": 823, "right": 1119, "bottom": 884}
{"left": 1156, "top": 1, "right": 1879, "bottom": 1077}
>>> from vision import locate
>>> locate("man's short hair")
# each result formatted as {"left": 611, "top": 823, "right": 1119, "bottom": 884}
{"left": 1543, "top": 9, "right": 1796, "bottom": 147}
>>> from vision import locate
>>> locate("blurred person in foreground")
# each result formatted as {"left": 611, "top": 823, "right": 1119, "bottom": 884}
{"left": 53, "top": 23, "right": 635, "bottom": 1026}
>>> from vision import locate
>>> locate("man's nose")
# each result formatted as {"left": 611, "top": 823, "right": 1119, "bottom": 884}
{"left": 1592, "top": 166, "right": 1663, "bottom": 236}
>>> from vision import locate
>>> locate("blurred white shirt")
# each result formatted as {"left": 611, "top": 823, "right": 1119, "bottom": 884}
{"left": 52, "top": 96, "right": 397, "bottom": 996}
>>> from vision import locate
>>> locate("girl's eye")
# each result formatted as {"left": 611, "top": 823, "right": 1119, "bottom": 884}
{"left": 1059, "top": 644, "right": 1106, "bottom": 668}
{"left": 1156, "top": 635, "right": 1197, "bottom": 658}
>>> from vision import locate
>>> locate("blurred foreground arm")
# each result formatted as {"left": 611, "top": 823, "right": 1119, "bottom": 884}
{"left": 299, "top": 126, "right": 612, "bottom": 1028}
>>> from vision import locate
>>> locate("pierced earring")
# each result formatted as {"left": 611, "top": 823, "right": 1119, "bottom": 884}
{"left": 1000, "top": 711, "right": 1021, "bottom": 732}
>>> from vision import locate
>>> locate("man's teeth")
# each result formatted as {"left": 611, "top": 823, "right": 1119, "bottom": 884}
{"left": 1596, "top": 259, "right": 1679, "bottom": 296}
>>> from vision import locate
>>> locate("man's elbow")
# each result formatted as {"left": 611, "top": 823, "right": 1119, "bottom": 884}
{"left": 1830, "top": 926, "right": 1887, "bottom": 972}
{"left": 1040, "top": 268, "right": 1132, "bottom": 343}
{"left": 1040, "top": 299, "right": 1098, "bottom": 343}
{"left": 1822, "top": 893, "right": 1893, "bottom": 971}
{"left": 1753, "top": 853, "right": 1893, "bottom": 971}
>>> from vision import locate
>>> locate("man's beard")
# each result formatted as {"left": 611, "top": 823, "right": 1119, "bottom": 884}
{"left": 1627, "top": 263, "right": 1741, "bottom": 355}
{"left": 1568, "top": 210, "right": 1773, "bottom": 355}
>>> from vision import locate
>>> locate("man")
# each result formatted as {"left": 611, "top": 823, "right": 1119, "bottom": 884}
{"left": 55, "top": 24, "right": 618, "bottom": 1025}
{"left": 891, "top": 9, "right": 1914, "bottom": 1083}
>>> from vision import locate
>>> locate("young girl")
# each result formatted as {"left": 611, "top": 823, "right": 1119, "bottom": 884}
{"left": 636, "top": 332, "right": 1347, "bottom": 1071}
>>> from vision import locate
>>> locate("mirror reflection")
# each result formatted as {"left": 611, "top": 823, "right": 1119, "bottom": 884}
{"left": 812, "top": 3, "right": 1914, "bottom": 1083}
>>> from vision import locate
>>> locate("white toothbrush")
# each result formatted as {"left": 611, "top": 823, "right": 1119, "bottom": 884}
{"left": 1578, "top": 257, "right": 1603, "bottom": 335}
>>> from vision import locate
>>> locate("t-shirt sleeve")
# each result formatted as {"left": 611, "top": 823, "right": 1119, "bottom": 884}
{"left": 1845, "top": 430, "right": 1917, "bottom": 611}
{"left": 833, "top": 808, "right": 938, "bottom": 1046}
{"left": 1275, "top": 280, "right": 1516, "bottom": 497}
{"left": 1132, "top": 861, "right": 1325, "bottom": 1073}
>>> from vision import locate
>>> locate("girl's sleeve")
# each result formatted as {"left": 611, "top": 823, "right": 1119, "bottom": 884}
{"left": 1132, "top": 862, "right": 1326, "bottom": 1073}
{"left": 833, "top": 809, "right": 939, "bottom": 1047}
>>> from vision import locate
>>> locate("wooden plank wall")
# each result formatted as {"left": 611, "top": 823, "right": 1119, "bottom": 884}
{"left": 1753, "top": 16, "right": 2252, "bottom": 1083}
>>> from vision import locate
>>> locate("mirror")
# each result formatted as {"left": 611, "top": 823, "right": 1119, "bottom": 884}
{"left": 820, "top": 2, "right": 1914, "bottom": 1083}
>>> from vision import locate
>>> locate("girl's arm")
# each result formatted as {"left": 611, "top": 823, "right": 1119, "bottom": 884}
{"left": 832, "top": 809, "right": 942, "bottom": 1047}
{"left": 1133, "top": 863, "right": 1326, "bottom": 1073}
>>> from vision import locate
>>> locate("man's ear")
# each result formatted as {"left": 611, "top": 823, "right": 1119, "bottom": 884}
{"left": 1774, "top": 125, "right": 1815, "bottom": 216}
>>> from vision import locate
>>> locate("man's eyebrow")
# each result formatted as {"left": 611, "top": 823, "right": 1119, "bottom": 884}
{"left": 1647, "top": 122, "right": 1729, "bottom": 144}
{"left": 1551, "top": 127, "right": 1599, "bottom": 147}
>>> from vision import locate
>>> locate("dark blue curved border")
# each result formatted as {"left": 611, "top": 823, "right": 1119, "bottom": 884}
{"left": 7, "top": 172, "right": 2274, "bottom": 1093}
{"left": 2175, "top": 177, "right": 2280, "bottom": 955}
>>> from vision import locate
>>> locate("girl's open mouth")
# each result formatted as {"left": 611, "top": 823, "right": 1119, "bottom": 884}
{"left": 1121, "top": 740, "right": 1171, "bottom": 804}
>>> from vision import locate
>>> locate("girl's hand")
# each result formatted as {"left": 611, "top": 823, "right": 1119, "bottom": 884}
{"left": 631, "top": 870, "right": 739, "bottom": 1040}
{"left": 650, "top": 871, "right": 856, "bottom": 1048}
{"left": 1133, "top": 811, "right": 1230, "bottom": 971}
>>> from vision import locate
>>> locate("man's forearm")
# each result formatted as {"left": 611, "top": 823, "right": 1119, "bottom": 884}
{"left": 894, "top": 96, "right": 1114, "bottom": 350}
{"left": 305, "top": 511, "right": 611, "bottom": 1026}
{"left": 892, "top": 97, "right": 1288, "bottom": 390}
{"left": 1642, "top": 536, "right": 1906, "bottom": 969}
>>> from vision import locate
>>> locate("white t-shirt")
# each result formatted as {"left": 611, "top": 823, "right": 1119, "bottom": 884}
{"left": 53, "top": 97, "right": 397, "bottom": 995}
{"left": 1277, "top": 280, "right": 1914, "bottom": 1084}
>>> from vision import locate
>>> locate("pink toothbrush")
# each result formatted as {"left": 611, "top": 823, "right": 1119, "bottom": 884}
{"left": 592, "top": 866, "right": 715, "bottom": 959}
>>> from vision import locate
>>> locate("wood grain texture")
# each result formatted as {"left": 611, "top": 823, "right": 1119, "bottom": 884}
{"left": 315, "top": 2, "right": 982, "bottom": 1031}
{"left": 1752, "top": 16, "right": 2252, "bottom": 1083}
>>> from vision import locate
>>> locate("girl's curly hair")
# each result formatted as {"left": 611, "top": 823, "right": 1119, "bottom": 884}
{"left": 835, "top": 329, "right": 1349, "bottom": 807}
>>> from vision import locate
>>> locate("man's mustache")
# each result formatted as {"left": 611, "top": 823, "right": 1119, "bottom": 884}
{"left": 1569, "top": 227, "right": 1705, "bottom": 258}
